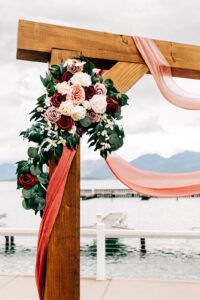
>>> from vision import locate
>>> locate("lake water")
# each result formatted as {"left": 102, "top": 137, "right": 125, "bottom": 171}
{"left": 0, "top": 180, "right": 200, "bottom": 280}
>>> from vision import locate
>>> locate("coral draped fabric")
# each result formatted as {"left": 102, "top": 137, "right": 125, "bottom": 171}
{"left": 36, "top": 37, "right": 200, "bottom": 299}
{"left": 36, "top": 147, "right": 75, "bottom": 300}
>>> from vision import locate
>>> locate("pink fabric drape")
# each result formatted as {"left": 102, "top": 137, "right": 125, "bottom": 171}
{"left": 133, "top": 36, "right": 200, "bottom": 110}
{"left": 105, "top": 36, "right": 200, "bottom": 197}
{"left": 36, "top": 147, "right": 75, "bottom": 300}
{"left": 106, "top": 154, "right": 200, "bottom": 197}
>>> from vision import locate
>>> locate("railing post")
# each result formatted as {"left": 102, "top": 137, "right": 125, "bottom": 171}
{"left": 96, "top": 213, "right": 106, "bottom": 280}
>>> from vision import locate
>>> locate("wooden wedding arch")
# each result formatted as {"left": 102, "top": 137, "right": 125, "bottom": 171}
{"left": 17, "top": 19, "right": 200, "bottom": 300}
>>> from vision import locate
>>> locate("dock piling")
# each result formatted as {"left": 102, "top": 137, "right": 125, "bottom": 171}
{"left": 140, "top": 238, "right": 146, "bottom": 253}
{"left": 4, "top": 236, "right": 15, "bottom": 251}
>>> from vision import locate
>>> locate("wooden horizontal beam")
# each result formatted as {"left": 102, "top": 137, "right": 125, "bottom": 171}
{"left": 17, "top": 19, "right": 200, "bottom": 79}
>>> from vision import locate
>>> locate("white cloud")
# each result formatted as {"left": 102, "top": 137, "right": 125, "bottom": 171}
{"left": 125, "top": 115, "right": 165, "bottom": 134}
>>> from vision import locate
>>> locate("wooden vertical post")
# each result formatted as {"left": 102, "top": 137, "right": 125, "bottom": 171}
{"left": 44, "top": 49, "right": 80, "bottom": 300}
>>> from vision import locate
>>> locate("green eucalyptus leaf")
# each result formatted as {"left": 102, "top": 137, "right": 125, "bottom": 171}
{"left": 109, "top": 132, "right": 123, "bottom": 150}
{"left": 30, "top": 165, "right": 41, "bottom": 176}
{"left": 28, "top": 147, "right": 38, "bottom": 159}
{"left": 38, "top": 173, "right": 49, "bottom": 185}
{"left": 80, "top": 117, "right": 92, "bottom": 128}
{"left": 22, "top": 188, "right": 33, "bottom": 199}
{"left": 35, "top": 197, "right": 46, "bottom": 211}
{"left": 22, "top": 199, "right": 32, "bottom": 210}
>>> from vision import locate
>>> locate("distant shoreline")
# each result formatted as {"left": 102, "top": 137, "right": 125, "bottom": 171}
{"left": 0, "top": 179, "right": 16, "bottom": 182}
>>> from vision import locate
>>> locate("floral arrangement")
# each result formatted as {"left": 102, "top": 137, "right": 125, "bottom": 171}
{"left": 16, "top": 58, "right": 129, "bottom": 214}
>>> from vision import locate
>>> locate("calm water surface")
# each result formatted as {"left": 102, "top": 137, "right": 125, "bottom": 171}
{"left": 0, "top": 180, "right": 200, "bottom": 279}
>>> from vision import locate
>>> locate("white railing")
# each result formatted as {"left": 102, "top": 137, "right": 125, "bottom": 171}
{"left": 1, "top": 214, "right": 200, "bottom": 280}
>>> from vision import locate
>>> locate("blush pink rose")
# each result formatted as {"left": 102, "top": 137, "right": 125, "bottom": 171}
{"left": 44, "top": 107, "right": 61, "bottom": 123}
{"left": 94, "top": 83, "right": 107, "bottom": 95}
{"left": 68, "top": 84, "right": 85, "bottom": 105}
{"left": 66, "top": 59, "right": 85, "bottom": 74}
{"left": 87, "top": 110, "right": 101, "bottom": 123}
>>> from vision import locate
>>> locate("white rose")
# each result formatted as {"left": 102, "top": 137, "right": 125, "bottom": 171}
{"left": 56, "top": 82, "right": 71, "bottom": 95}
{"left": 90, "top": 95, "right": 107, "bottom": 114}
{"left": 82, "top": 100, "right": 91, "bottom": 110}
{"left": 58, "top": 100, "right": 74, "bottom": 116}
{"left": 71, "top": 106, "right": 86, "bottom": 121}
{"left": 70, "top": 72, "right": 92, "bottom": 87}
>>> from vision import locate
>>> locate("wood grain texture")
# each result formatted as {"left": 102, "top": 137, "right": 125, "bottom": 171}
{"left": 17, "top": 19, "right": 200, "bottom": 79}
{"left": 44, "top": 49, "right": 80, "bottom": 300}
{"left": 103, "top": 62, "right": 148, "bottom": 92}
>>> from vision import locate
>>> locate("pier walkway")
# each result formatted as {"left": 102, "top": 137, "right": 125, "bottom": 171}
{"left": 0, "top": 275, "right": 200, "bottom": 300}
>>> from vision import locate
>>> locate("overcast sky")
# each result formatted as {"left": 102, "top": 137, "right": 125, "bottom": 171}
{"left": 0, "top": 0, "right": 200, "bottom": 163}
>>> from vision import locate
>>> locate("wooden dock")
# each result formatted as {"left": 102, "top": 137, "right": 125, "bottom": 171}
{"left": 81, "top": 189, "right": 200, "bottom": 200}
{"left": 81, "top": 189, "right": 140, "bottom": 200}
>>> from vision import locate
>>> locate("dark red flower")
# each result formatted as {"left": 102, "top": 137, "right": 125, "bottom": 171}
{"left": 106, "top": 98, "right": 119, "bottom": 115}
{"left": 50, "top": 93, "right": 66, "bottom": 107}
{"left": 61, "top": 71, "right": 73, "bottom": 82}
{"left": 18, "top": 173, "right": 37, "bottom": 190}
{"left": 56, "top": 115, "right": 74, "bottom": 131}
{"left": 85, "top": 85, "right": 95, "bottom": 100}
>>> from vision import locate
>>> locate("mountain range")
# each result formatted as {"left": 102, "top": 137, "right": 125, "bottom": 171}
{"left": 1, "top": 151, "right": 200, "bottom": 180}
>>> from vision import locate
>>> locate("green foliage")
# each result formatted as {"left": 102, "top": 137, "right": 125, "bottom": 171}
{"left": 52, "top": 143, "right": 63, "bottom": 163}
{"left": 22, "top": 188, "right": 33, "bottom": 199}
{"left": 49, "top": 64, "right": 62, "bottom": 80}
{"left": 27, "top": 147, "right": 38, "bottom": 159}
{"left": 80, "top": 117, "right": 92, "bottom": 128}
{"left": 117, "top": 93, "right": 129, "bottom": 106}
{"left": 80, "top": 57, "right": 95, "bottom": 75}
{"left": 34, "top": 197, "right": 46, "bottom": 211}
{"left": 20, "top": 124, "right": 45, "bottom": 143}
{"left": 30, "top": 165, "right": 41, "bottom": 176}
{"left": 38, "top": 173, "right": 49, "bottom": 185}
{"left": 16, "top": 160, "right": 30, "bottom": 175}
{"left": 108, "top": 132, "right": 123, "bottom": 150}
{"left": 22, "top": 199, "right": 32, "bottom": 210}
{"left": 40, "top": 72, "right": 56, "bottom": 96}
